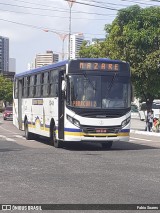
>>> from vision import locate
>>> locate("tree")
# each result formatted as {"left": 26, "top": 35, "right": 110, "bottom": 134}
{"left": 79, "top": 40, "right": 106, "bottom": 58}
{"left": 0, "top": 75, "right": 13, "bottom": 105}
{"left": 104, "top": 5, "right": 160, "bottom": 110}
{"left": 80, "top": 5, "right": 160, "bottom": 110}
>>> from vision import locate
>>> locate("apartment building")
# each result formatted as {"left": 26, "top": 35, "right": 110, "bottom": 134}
{"left": 35, "top": 50, "right": 59, "bottom": 68}
{"left": 70, "top": 34, "right": 84, "bottom": 59}
{"left": 0, "top": 36, "right": 9, "bottom": 73}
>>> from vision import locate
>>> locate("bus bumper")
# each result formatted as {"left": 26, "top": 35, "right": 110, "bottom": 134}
{"left": 64, "top": 132, "right": 130, "bottom": 143}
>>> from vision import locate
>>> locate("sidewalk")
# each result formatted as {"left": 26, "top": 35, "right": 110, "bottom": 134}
{"left": 131, "top": 118, "right": 160, "bottom": 137}
{"left": 130, "top": 129, "right": 160, "bottom": 137}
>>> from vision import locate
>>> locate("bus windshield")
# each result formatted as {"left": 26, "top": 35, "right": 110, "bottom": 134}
{"left": 67, "top": 74, "right": 131, "bottom": 109}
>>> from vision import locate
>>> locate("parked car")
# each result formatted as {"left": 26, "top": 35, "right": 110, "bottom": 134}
{"left": 3, "top": 106, "right": 13, "bottom": 120}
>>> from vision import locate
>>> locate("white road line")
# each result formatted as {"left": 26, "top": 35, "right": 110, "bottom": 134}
{"left": 0, "top": 135, "right": 6, "bottom": 138}
{"left": 0, "top": 125, "right": 17, "bottom": 134}
{"left": 0, "top": 135, "right": 16, "bottom": 142}
{"left": 6, "top": 138, "right": 16, "bottom": 142}
{"left": 15, "top": 135, "right": 25, "bottom": 139}
{"left": 130, "top": 137, "right": 151, "bottom": 142}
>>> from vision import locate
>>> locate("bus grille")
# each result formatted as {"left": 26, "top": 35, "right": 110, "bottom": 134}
{"left": 81, "top": 125, "right": 121, "bottom": 134}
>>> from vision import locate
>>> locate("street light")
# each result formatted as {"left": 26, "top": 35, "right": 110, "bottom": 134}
{"left": 66, "top": 0, "right": 76, "bottom": 60}
{"left": 43, "top": 29, "right": 68, "bottom": 60}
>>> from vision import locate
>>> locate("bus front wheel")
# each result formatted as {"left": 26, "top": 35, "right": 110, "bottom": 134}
{"left": 50, "top": 125, "right": 63, "bottom": 148}
{"left": 24, "top": 120, "right": 33, "bottom": 140}
{"left": 101, "top": 141, "right": 113, "bottom": 149}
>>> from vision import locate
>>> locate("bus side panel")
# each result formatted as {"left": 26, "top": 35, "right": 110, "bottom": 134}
{"left": 13, "top": 99, "right": 19, "bottom": 129}
{"left": 22, "top": 98, "right": 58, "bottom": 138}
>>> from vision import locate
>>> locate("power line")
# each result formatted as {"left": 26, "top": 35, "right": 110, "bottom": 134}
{"left": 0, "top": 2, "right": 114, "bottom": 17}
{"left": 0, "top": 8, "right": 115, "bottom": 20}
{"left": 0, "top": 18, "right": 105, "bottom": 36}
{"left": 64, "top": 0, "right": 119, "bottom": 11}
{"left": 79, "top": 0, "right": 130, "bottom": 7}
{"left": 84, "top": 0, "right": 160, "bottom": 5}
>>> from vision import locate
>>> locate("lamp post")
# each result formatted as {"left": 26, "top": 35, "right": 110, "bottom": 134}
{"left": 43, "top": 29, "right": 68, "bottom": 60}
{"left": 67, "top": 0, "right": 76, "bottom": 60}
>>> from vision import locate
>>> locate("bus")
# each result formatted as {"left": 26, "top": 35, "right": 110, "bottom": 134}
{"left": 13, "top": 58, "right": 131, "bottom": 149}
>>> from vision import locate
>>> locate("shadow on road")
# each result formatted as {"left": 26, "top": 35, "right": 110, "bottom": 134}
{"left": 33, "top": 136, "right": 159, "bottom": 152}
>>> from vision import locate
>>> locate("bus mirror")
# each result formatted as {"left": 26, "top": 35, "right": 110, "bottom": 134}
{"left": 62, "top": 80, "right": 66, "bottom": 92}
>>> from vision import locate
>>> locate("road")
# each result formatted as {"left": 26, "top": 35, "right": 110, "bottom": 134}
{"left": 0, "top": 118, "right": 160, "bottom": 212}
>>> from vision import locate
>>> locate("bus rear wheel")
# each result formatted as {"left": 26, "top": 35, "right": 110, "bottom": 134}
{"left": 101, "top": 141, "right": 113, "bottom": 149}
{"left": 24, "top": 120, "right": 33, "bottom": 140}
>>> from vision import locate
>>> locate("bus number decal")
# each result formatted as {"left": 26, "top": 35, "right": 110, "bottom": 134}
{"left": 32, "top": 99, "right": 43, "bottom": 105}
{"left": 49, "top": 100, "right": 54, "bottom": 106}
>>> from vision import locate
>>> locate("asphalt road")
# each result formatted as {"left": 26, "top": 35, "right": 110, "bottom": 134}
{"left": 0, "top": 118, "right": 160, "bottom": 212}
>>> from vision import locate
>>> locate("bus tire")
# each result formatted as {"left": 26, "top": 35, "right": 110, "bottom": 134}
{"left": 54, "top": 139, "right": 63, "bottom": 148}
{"left": 24, "top": 120, "right": 33, "bottom": 140}
{"left": 50, "top": 123, "right": 56, "bottom": 146}
{"left": 50, "top": 125, "right": 63, "bottom": 148}
{"left": 101, "top": 141, "right": 113, "bottom": 149}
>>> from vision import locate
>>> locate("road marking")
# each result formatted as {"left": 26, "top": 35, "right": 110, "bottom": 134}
{"left": 6, "top": 138, "right": 16, "bottom": 142}
{"left": 129, "top": 139, "right": 136, "bottom": 142}
{"left": 15, "top": 135, "right": 25, "bottom": 139}
{"left": 0, "top": 135, "right": 6, "bottom": 138}
{"left": 0, "top": 135, "right": 16, "bottom": 142}
{"left": 130, "top": 137, "right": 151, "bottom": 142}
{"left": 0, "top": 125, "right": 17, "bottom": 134}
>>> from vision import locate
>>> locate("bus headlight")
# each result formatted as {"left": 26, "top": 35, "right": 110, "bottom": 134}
{"left": 67, "top": 114, "right": 80, "bottom": 128}
{"left": 121, "top": 117, "right": 131, "bottom": 128}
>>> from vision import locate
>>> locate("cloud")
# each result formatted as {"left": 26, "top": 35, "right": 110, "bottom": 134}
{"left": 0, "top": 0, "right": 116, "bottom": 72}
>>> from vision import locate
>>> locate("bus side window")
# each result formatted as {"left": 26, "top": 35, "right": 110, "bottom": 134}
{"left": 33, "top": 75, "right": 37, "bottom": 97}
{"left": 41, "top": 73, "right": 44, "bottom": 96}
{"left": 50, "top": 70, "right": 58, "bottom": 97}
{"left": 43, "top": 72, "right": 49, "bottom": 97}
{"left": 48, "top": 71, "right": 51, "bottom": 95}
{"left": 27, "top": 76, "right": 30, "bottom": 97}
{"left": 29, "top": 76, "right": 34, "bottom": 98}
{"left": 22, "top": 78, "right": 24, "bottom": 97}
{"left": 14, "top": 79, "right": 18, "bottom": 99}
{"left": 23, "top": 77, "right": 27, "bottom": 98}
{"left": 35, "top": 74, "right": 41, "bottom": 97}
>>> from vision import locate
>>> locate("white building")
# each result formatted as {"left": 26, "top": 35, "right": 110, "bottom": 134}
{"left": 70, "top": 33, "right": 84, "bottom": 59}
{"left": 9, "top": 58, "right": 16, "bottom": 72}
{"left": 35, "top": 50, "right": 59, "bottom": 68}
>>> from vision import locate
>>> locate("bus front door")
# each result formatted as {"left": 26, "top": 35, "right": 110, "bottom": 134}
{"left": 18, "top": 80, "right": 23, "bottom": 129}
{"left": 58, "top": 72, "right": 64, "bottom": 140}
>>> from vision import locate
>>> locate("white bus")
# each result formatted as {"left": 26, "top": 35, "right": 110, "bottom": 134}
{"left": 13, "top": 58, "right": 131, "bottom": 149}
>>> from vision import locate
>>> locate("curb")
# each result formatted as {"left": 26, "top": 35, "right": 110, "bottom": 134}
{"left": 130, "top": 129, "right": 160, "bottom": 137}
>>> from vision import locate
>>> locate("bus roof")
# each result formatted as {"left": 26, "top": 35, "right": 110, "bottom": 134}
{"left": 15, "top": 58, "right": 126, "bottom": 78}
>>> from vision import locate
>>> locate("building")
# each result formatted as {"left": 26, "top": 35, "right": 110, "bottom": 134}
{"left": 9, "top": 58, "right": 16, "bottom": 72}
{"left": 35, "top": 50, "right": 59, "bottom": 68}
{"left": 0, "top": 36, "right": 9, "bottom": 73}
{"left": 70, "top": 33, "right": 84, "bottom": 59}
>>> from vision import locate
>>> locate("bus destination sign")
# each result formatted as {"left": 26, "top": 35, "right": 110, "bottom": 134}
{"left": 79, "top": 62, "right": 119, "bottom": 71}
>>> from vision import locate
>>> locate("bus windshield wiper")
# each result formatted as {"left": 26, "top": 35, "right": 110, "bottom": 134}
{"left": 83, "top": 72, "right": 96, "bottom": 91}
{"left": 105, "top": 73, "right": 117, "bottom": 99}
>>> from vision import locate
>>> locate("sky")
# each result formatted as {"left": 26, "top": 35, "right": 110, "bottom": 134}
{"left": 0, "top": 0, "right": 160, "bottom": 73}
